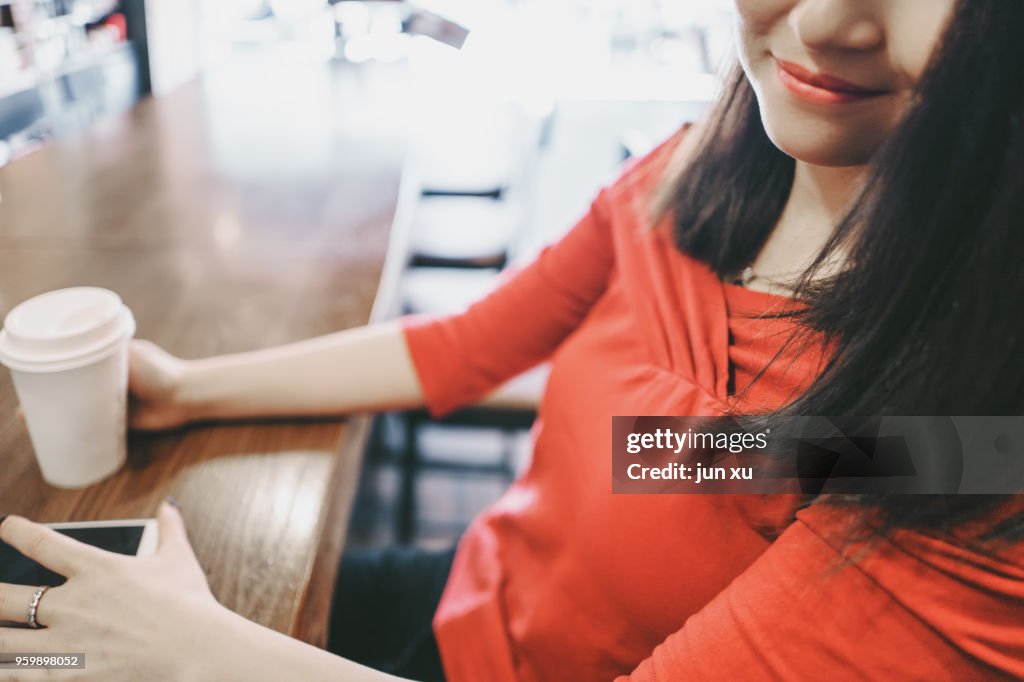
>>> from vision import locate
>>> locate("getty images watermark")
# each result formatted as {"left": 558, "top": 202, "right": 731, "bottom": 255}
{"left": 612, "top": 416, "right": 1024, "bottom": 494}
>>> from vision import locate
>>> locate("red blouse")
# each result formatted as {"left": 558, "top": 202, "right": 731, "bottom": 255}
{"left": 401, "top": 127, "right": 1024, "bottom": 681}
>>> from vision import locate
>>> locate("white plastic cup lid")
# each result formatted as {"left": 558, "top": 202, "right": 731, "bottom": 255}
{"left": 0, "top": 287, "right": 136, "bottom": 372}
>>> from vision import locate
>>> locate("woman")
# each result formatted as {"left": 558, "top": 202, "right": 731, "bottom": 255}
{"left": 2, "top": 0, "right": 1022, "bottom": 679}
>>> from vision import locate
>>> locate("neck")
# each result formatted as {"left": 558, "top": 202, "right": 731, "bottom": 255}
{"left": 788, "top": 161, "right": 867, "bottom": 226}
{"left": 744, "top": 161, "right": 867, "bottom": 292}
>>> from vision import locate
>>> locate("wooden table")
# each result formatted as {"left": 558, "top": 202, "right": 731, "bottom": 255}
{"left": 0, "top": 56, "right": 416, "bottom": 648}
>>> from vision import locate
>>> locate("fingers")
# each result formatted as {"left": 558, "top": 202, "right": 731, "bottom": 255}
{"left": 0, "top": 584, "right": 47, "bottom": 626}
{"left": 128, "top": 338, "right": 160, "bottom": 360}
{"left": 1, "top": 671, "right": 52, "bottom": 682}
{"left": 128, "top": 339, "right": 175, "bottom": 380}
{"left": 0, "top": 518, "right": 106, "bottom": 578}
{"left": 128, "top": 400, "right": 164, "bottom": 432}
{"left": 0, "top": 624, "right": 39, "bottom": 652}
{"left": 0, "top": 621, "right": 45, "bottom": 673}
{"left": 127, "top": 339, "right": 167, "bottom": 393}
{"left": 156, "top": 501, "right": 194, "bottom": 559}
{"left": 127, "top": 340, "right": 153, "bottom": 396}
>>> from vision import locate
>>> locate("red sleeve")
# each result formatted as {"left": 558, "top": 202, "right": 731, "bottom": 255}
{"left": 401, "top": 125, "right": 692, "bottom": 417}
{"left": 616, "top": 504, "right": 1024, "bottom": 682}
{"left": 401, "top": 192, "right": 614, "bottom": 417}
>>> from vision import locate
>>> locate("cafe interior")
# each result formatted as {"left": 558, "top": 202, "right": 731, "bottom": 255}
{"left": 1, "top": 0, "right": 731, "bottom": 645}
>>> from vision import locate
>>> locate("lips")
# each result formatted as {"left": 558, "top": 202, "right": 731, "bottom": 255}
{"left": 775, "top": 57, "right": 890, "bottom": 104}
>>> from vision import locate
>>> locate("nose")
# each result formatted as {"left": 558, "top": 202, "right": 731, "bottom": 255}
{"left": 789, "top": 0, "right": 885, "bottom": 51}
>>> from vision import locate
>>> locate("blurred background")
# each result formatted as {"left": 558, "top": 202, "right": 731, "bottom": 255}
{"left": 0, "top": 0, "right": 735, "bottom": 549}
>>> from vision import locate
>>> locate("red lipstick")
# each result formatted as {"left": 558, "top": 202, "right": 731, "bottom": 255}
{"left": 775, "top": 58, "right": 890, "bottom": 105}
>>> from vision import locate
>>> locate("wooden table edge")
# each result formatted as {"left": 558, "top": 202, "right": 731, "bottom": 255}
{"left": 291, "top": 158, "right": 423, "bottom": 648}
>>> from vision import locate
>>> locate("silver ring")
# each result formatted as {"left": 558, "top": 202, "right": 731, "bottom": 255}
{"left": 27, "top": 585, "right": 49, "bottom": 629}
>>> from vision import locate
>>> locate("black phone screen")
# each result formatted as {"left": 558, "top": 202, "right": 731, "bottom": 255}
{"left": 0, "top": 525, "right": 146, "bottom": 587}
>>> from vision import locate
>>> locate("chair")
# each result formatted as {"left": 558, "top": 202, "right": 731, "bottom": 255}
{"left": 408, "top": 196, "right": 519, "bottom": 270}
{"left": 400, "top": 266, "right": 503, "bottom": 313}
{"left": 389, "top": 262, "right": 549, "bottom": 543}
{"left": 392, "top": 366, "right": 548, "bottom": 544}
{"left": 415, "top": 106, "right": 517, "bottom": 199}
{"left": 380, "top": 97, "right": 553, "bottom": 542}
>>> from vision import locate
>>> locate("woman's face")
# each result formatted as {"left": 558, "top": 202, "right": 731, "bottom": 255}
{"left": 734, "top": 0, "right": 957, "bottom": 167}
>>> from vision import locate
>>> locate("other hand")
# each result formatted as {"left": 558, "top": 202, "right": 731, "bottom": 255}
{"left": 128, "top": 340, "right": 192, "bottom": 431}
{"left": 0, "top": 503, "right": 239, "bottom": 682}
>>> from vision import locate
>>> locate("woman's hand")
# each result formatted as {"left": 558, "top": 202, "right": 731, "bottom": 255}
{"left": 0, "top": 503, "right": 233, "bottom": 680}
{"left": 126, "top": 322, "right": 424, "bottom": 426}
{"left": 0, "top": 503, "right": 240, "bottom": 682}
{"left": 0, "top": 505, "right": 411, "bottom": 682}
{"left": 128, "top": 340, "right": 193, "bottom": 431}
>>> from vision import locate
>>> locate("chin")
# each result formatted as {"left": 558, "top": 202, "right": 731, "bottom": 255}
{"left": 752, "top": 82, "right": 898, "bottom": 166}
{"left": 769, "top": 133, "right": 879, "bottom": 167}
{"left": 759, "top": 110, "right": 886, "bottom": 167}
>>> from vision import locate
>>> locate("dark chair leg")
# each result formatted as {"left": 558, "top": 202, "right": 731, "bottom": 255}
{"left": 396, "top": 412, "right": 420, "bottom": 545}
{"left": 500, "top": 428, "right": 517, "bottom": 483}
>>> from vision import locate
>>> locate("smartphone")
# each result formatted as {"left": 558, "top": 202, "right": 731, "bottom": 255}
{"left": 0, "top": 519, "right": 158, "bottom": 588}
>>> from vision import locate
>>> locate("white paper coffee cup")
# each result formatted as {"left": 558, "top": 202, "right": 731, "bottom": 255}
{"left": 0, "top": 287, "right": 136, "bottom": 489}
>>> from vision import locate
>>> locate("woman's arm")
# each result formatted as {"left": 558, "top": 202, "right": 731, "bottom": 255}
{"left": 0, "top": 507, "right": 414, "bottom": 682}
{"left": 201, "top": 608, "right": 413, "bottom": 682}
{"left": 129, "top": 320, "right": 424, "bottom": 429}
{"left": 131, "top": 139, "right": 634, "bottom": 431}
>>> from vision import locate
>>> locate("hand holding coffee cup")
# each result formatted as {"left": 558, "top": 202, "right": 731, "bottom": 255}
{"left": 126, "top": 339, "right": 193, "bottom": 432}
{"left": 0, "top": 288, "right": 135, "bottom": 488}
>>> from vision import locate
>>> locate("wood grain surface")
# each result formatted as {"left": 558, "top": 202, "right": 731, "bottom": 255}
{"left": 0, "top": 56, "right": 413, "bottom": 645}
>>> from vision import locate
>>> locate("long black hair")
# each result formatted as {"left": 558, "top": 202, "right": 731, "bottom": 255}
{"left": 664, "top": 0, "right": 1024, "bottom": 539}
